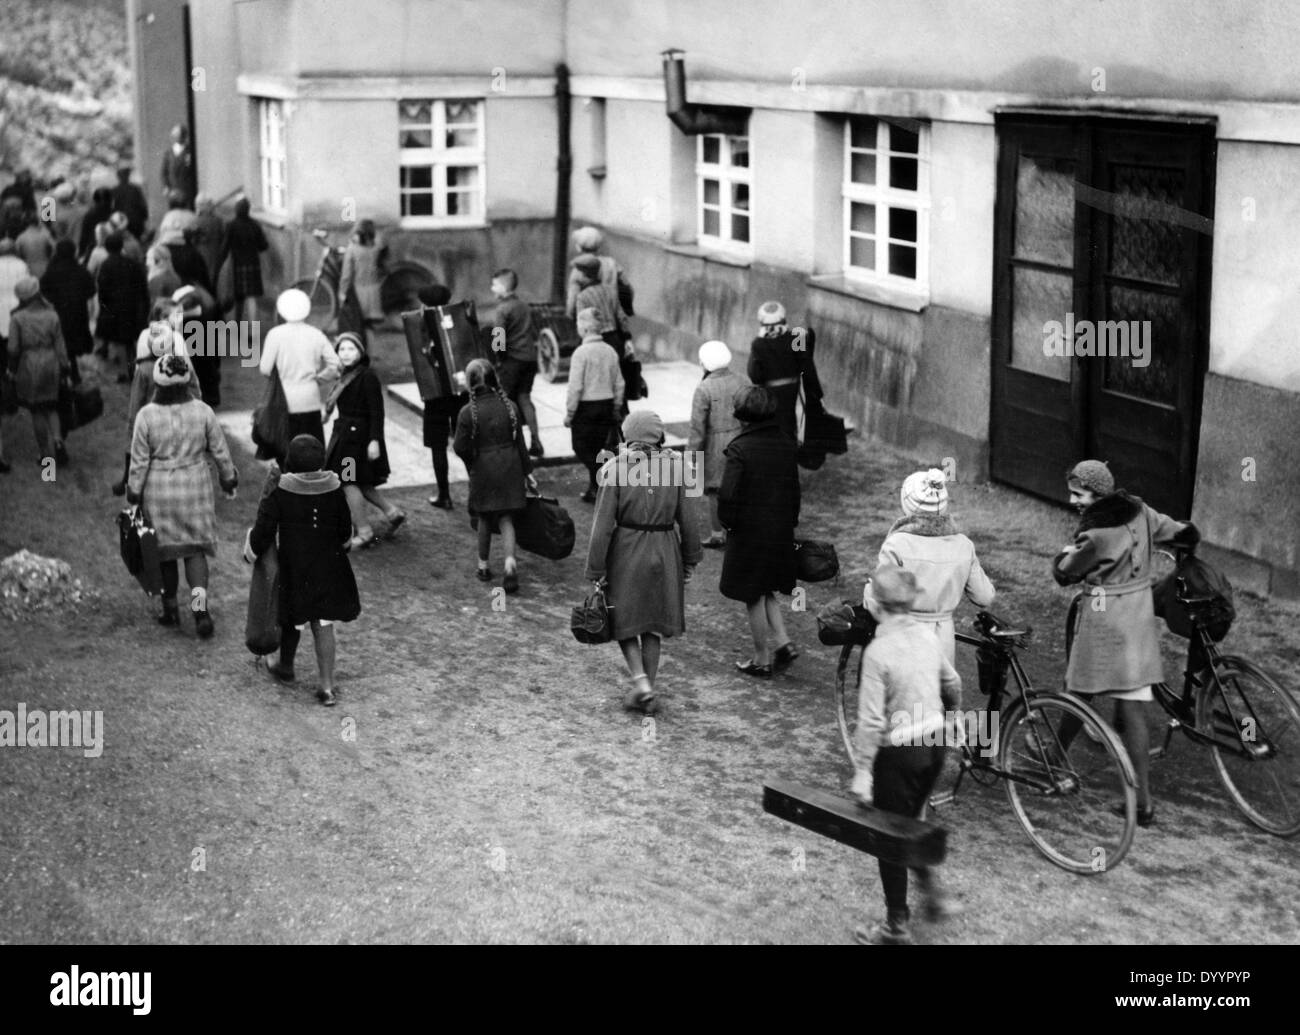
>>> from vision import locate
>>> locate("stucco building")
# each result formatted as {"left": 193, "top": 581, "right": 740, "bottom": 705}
{"left": 127, "top": 0, "right": 1300, "bottom": 594}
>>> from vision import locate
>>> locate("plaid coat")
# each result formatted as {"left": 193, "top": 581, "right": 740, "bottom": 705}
{"left": 127, "top": 395, "right": 238, "bottom": 560}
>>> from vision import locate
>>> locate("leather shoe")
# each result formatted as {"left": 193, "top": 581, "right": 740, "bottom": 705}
{"left": 1112, "top": 800, "right": 1156, "bottom": 827}
{"left": 428, "top": 494, "right": 454, "bottom": 510}
{"left": 735, "top": 660, "right": 773, "bottom": 678}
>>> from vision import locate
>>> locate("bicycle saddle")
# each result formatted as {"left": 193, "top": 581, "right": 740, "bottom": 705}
{"left": 974, "top": 611, "right": 1031, "bottom": 640}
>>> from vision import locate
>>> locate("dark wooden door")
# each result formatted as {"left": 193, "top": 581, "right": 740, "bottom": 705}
{"left": 990, "top": 114, "right": 1214, "bottom": 517}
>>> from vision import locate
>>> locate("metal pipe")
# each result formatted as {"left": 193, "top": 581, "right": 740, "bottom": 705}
{"left": 662, "top": 49, "right": 748, "bottom": 136}
{"left": 552, "top": 62, "right": 572, "bottom": 305}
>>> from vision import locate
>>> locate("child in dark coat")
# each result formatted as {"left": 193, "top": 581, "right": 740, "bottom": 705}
{"left": 244, "top": 434, "right": 360, "bottom": 706}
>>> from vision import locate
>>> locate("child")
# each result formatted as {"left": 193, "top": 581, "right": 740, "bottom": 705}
{"left": 244, "top": 434, "right": 360, "bottom": 706}
{"left": 851, "top": 564, "right": 962, "bottom": 945}
{"left": 486, "top": 268, "right": 542, "bottom": 457}
{"left": 877, "top": 467, "right": 995, "bottom": 666}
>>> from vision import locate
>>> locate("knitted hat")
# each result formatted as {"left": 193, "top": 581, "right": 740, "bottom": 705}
{"left": 900, "top": 468, "right": 949, "bottom": 516}
{"left": 1067, "top": 459, "right": 1115, "bottom": 496}
{"left": 14, "top": 276, "right": 40, "bottom": 303}
{"left": 621, "top": 409, "right": 665, "bottom": 446}
{"left": 285, "top": 434, "right": 325, "bottom": 473}
{"left": 572, "top": 226, "right": 604, "bottom": 252}
{"left": 153, "top": 353, "right": 191, "bottom": 386}
{"left": 335, "top": 332, "right": 366, "bottom": 364}
{"left": 572, "top": 254, "right": 602, "bottom": 277}
{"left": 757, "top": 301, "right": 786, "bottom": 325}
{"left": 867, "top": 564, "right": 920, "bottom": 612}
{"left": 698, "top": 339, "right": 732, "bottom": 372}
{"left": 276, "top": 288, "right": 311, "bottom": 323}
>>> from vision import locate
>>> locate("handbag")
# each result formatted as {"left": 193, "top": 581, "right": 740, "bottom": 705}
{"left": 245, "top": 539, "right": 282, "bottom": 656}
{"left": 117, "top": 505, "right": 163, "bottom": 596}
{"left": 513, "top": 494, "right": 576, "bottom": 560}
{"left": 1153, "top": 551, "right": 1235, "bottom": 643}
{"left": 816, "top": 598, "right": 878, "bottom": 646}
{"left": 570, "top": 586, "right": 615, "bottom": 645}
{"left": 803, "top": 408, "right": 848, "bottom": 455}
{"left": 795, "top": 539, "right": 840, "bottom": 583}
{"left": 251, "top": 368, "right": 290, "bottom": 462}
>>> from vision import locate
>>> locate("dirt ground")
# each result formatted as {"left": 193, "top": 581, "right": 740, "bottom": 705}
{"left": 2, "top": 332, "right": 1298, "bottom": 945}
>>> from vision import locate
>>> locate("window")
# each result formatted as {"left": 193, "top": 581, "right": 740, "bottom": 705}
{"left": 398, "top": 99, "right": 485, "bottom": 226}
{"left": 256, "top": 98, "right": 287, "bottom": 214}
{"left": 697, "top": 131, "right": 750, "bottom": 253}
{"left": 843, "top": 117, "right": 928, "bottom": 289}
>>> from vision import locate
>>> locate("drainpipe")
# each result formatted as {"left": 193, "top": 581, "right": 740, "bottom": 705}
{"left": 552, "top": 62, "right": 572, "bottom": 305}
{"left": 662, "top": 49, "right": 748, "bottom": 136}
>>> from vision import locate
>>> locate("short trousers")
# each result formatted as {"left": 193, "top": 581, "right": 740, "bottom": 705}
{"left": 496, "top": 357, "right": 537, "bottom": 399}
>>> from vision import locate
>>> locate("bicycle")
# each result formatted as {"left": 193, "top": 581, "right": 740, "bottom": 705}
{"left": 835, "top": 610, "right": 1138, "bottom": 874}
{"left": 1149, "top": 549, "right": 1300, "bottom": 836}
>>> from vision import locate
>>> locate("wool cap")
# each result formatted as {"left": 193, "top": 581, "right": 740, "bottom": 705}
{"left": 153, "top": 353, "right": 191, "bottom": 386}
{"left": 14, "top": 276, "right": 41, "bottom": 302}
{"left": 757, "top": 300, "right": 786, "bottom": 325}
{"left": 699, "top": 339, "right": 732, "bottom": 372}
{"left": 621, "top": 409, "right": 665, "bottom": 446}
{"left": 285, "top": 434, "right": 325, "bottom": 473}
{"left": 334, "top": 332, "right": 366, "bottom": 364}
{"left": 572, "top": 254, "right": 602, "bottom": 277}
{"left": 572, "top": 226, "right": 604, "bottom": 252}
{"left": 868, "top": 564, "right": 920, "bottom": 612}
{"left": 1067, "top": 459, "right": 1115, "bottom": 496}
{"left": 276, "top": 288, "right": 311, "bottom": 323}
{"left": 900, "top": 468, "right": 949, "bottom": 516}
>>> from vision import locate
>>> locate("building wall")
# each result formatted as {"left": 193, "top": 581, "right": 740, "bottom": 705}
{"left": 126, "top": 0, "right": 191, "bottom": 220}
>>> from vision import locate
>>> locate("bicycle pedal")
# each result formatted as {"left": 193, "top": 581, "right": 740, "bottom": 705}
{"left": 929, "top": 791, "right": 956, "bottom": 808}
{"left": 1148, "top": 745, "right": 1166, "bottom": 759}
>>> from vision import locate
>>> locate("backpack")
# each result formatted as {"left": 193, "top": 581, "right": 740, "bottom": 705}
{"left": 1153, "top": 552, "right": 1235, "bottom": 643}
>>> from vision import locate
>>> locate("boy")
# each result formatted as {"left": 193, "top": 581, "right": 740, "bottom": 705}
{"left": 486, "top": 268, "right": 543, "bottom": 457}
{"left": 851, "top": 564, "right": 962, "bottom": 945}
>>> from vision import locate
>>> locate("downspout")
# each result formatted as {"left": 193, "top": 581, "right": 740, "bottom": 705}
{"left": 661, "top": 49, "right": 748, "bottom": 136}
{"left": 552, "top": 62, "right": 572, "bottom": 305}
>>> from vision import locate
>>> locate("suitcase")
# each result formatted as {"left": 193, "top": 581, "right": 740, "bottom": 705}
{"left": 245, "top": 541, "right": 281, "bottom": 656}
{"left": 470, "top": 494, "right": 576, "bottom": 561}
{"left": 401, "top": 299, "right": 485, "bottom": 400}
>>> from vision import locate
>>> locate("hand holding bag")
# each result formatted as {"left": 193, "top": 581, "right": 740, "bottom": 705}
{"left": 571, "top": 586, "right": 615, "bottom": 645}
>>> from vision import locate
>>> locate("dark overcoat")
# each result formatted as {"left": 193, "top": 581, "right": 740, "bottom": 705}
{"left": 453, "top": 388, "right": 531, "bottom": 515}
{"left": 717, "top": 419, "right": 800, "bottom": 603}
{"left": 95, "top": 253, "right": 149, "bottom": 345}
{"left": 326, "top": 364, "right": 391, "bottom": 487}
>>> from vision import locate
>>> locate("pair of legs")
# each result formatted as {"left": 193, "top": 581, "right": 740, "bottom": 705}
{"left": 424, "top": 402, "right": 461, "bottom": 506}
{"left": 26, "top": 404, "right": 64, "bottom": 461}
{"left": 343, "top": 482, "right": 403, "bottom": 544}
{"left": 1057, "top": 694, "right": 1153, "bottom": 813}
{"left": 275, "top": 620, "right": 337, "bottom": 703}
{"left": 571, "top": 400, "right": 616, "bottom": 499}
{"left": 869, "top": 744, "right": 947, "bottom": 939}
{"left": 159, "top": 554, "right": 212, "bottom": 635}
{"left": 477, "top": 513, "right": 518, "bottom": 589}
{"left": 743, "top": 593, "right": 791, "bottom": 667}
{"left": 620, "top": 633, "right": 662, "bottom": 709}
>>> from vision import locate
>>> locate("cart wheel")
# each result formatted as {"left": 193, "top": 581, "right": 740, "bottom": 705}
{"left": 538, "top": 327, "right": 566, "bottom": 383}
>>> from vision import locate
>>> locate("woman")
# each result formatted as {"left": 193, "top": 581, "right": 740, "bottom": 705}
{"left": 126, "top": 353, "right": 238, "bottom": 636}
{"left": 1052, "top": 460, "right": 1199, "bottom": 827}
{"left": 586, "top": 410, "right": 702, "bottom": 714}
{"left": 40, "top": 239, "right": 95, "bottom": 383}
{"left": 877, "top": 467, "right": 995, "bottom": 666}
{"left": 217, "top": 197, "right": 268, "bottom": 323}
{"left": 113, "top": 299, "right": 201, "bottom": 495}
{"left": 324, "top": 332, "right": 406, "bottom": 548}
{"left": 718, "top": 385, "right": 801, "bottom": 677}
{"left": 453, "top": 358, "right": 533, "bottom": 593}
{"left": 6, "top": 277, "right": 71, "bottom": 465}
{"left": 86, "top": 222, "right": 112, "bottom": 280}
{"left": 76, "top": 188, "right": 113, "bottom": 264}
{"left": 245, "top": 434, "right": 360, "bottom": 707}
{"left": 258, "top": 288, "right": 340, "bottom": 452}
{"left": 338, "top": 218, "right": 386, "bottom": 340}
{"left": 146, "top": 244, "right": 182, "bottom": 300}
{"left": 747, "top": 300, "right": 825, "bottom": 442}
{"left": 688, "top": 339, "right": 749, "bottom": 548}
{"left": 564, "top": 307, "right": 624, "bottom": 503}
{"left": 96, "top": 232, "right": 149, "bottom": 383}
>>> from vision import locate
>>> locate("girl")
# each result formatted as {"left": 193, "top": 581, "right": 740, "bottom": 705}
{"left": 687, "top": 339, "right": 749, "bottom": 548}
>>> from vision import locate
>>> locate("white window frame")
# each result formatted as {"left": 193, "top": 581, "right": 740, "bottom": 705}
{"left": 842, "top": 117, "right": 929, "bottom": 292}
{"left": 398, "top": 99, "right": 486, "bottom": 228}
{"left": 256, "top": 98, "right": 287, "bottom": 215}
{"left": 696, "top": 130, "right": 752, "bottom": 257}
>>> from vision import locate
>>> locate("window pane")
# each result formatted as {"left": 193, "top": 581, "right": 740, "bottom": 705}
{"left": 890, "top": 156, "right": 918, "bottom": 192}
{"left": 850, "top": 202, "right": 876, "bottom": 235}
{"left": 850, "top": 152, "right": 876, "bottom": 185}
{"left": 888, "top": 243, "right": 917, "bottom": 279}
{"left": 402, "top": 192, "right": 434, "bottom": 217}
{"left": 399, "top": 100, "right": 432, "bottom": 124}
{"left": 731, "top": 215, "right": 749, "bottom": 243}
{"left": 729, "top": 136, "right": 749, "bottom": 168}
{"left": 889, "top": 123, "right": 919, "bottom": 154}
{"left": 702, "top": 136, "right": 720, "bottom": 164}
{"left": 849, "top": 236, "right": 875, "bottom": 270}
{"left": 702, "top": 208, "right": 720, "bottom": 236}
{"left": 732, "top": 182, "right": 749, "bottom": 212}
{"left": 400, "top": 129, "right": 432, "bottom": 148}
{"left": 447, "top": 190, "right": 480, "bottom": 217}
{"left": 444, "top": 100, "right": 478, "bottom": 124}
{"left": 446, "top": 127, "right": 478, "bottom": 149}
{"left": 850, "top": 117, "right": 877, "bottom": 150}
{"left": 889, "top": 207, "right": 917, "bottom": 243}
{"left": 401, "top": 166, "right": 434, "bottom": 190}
{"left": 447, "top": 165, "right": 479, "bottom": 189}
{"left": 1011, "top": 266, "right": 1072, "bottom": 381}
{"left": 1014, "top": 154, "right": 1076, "bottom": 267}
{"left": 703, "top": 179, "right": 720, "bottom": 206}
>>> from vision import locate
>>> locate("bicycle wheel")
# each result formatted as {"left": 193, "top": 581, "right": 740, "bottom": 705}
{"left": 835, "top": 641, "right": 866, "bottom": 767}
{"left": 1197, "top": 656, "right": 1300, "bottom": 836}
{"left": 1000, "top": 694, "right": 1137, "bottom": 874}
{"left": 291, "top": 278, "right": 337, "bottom": 334}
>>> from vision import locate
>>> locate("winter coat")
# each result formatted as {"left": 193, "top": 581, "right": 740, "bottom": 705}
{"left": 325, "top": 363, "right": 391, "bottom": 487}
{"left": 127, "top": 392, "right": 238, "bottom": 561}
{"left": 0, "top": 253, "right": 30, "bottom": 339}
{"left": 688, "top": 367, "right": 750, "bottom": 491}
{"left": 95, "top": 252, "right": 149, "bottom": 345}
{"left": 219, "top": 216, "right": 268, "bottom": 298}
{"left": 40, "top": 254, "right": 96, "bottom": 356}
{"left": 717, "top": 419, "right": 800, "bottom": 603}
{"left": 7, "top": 296, "right": 69, "bottom": 407}
{"left": 453, "top": 388, "right": 531, "bottom": 515}
{"left": 877, "top": 512, "right": 996, "bottom": 665}
{"left": 111, "top": 182, "right": 150, "bottom": 239}
{"left": 248, "top": 468, "right": 360, "bottom": 626}
{"left": 1052, "top": 491, "right": 1197, "bottom": 692}
{"left": 339, "top": 241, "right": 385, "bottom": 322}
{"left": 747, "top": 327, "right": 825, "bottom": 441}
{"left": 585, "top": 446, "right": 704, "bottom": 639}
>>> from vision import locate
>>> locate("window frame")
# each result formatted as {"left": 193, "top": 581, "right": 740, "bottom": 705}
{"left": 842, "top": 117, "right": 930, "bottom": 293}
{"left": 256, "top": 98, "right": 288, "bottom": 216}
{"left": 398, "top": 98, "right": 487, "bottom": 229}
{"left": 696, "top": 130, "right": 752, "bottom": 258}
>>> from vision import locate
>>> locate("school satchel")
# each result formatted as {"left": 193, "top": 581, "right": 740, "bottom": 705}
{"left": 795, "top": 539, "right": 840, "bottom": 583}
{"left": 570, "top": 587, "right": 615, "bottom": 645}
{"left": 244, "top": 539, "right": 282, "bottom": 657}
{"left": 1153, "top": 551, "right": 1236, "bottom": 643}
{"left": 816, "top": 599, "right": 878, "bottom": 646}
{"left": 251, "top": 368, "right": 290, "bottom": 462}
{"left": 513, "top": 494, "right": 576, "bottom": 561}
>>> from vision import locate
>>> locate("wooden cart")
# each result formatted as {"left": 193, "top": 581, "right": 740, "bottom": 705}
{"left": 530, "top": 302, "right": 581, "bottom": 383}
